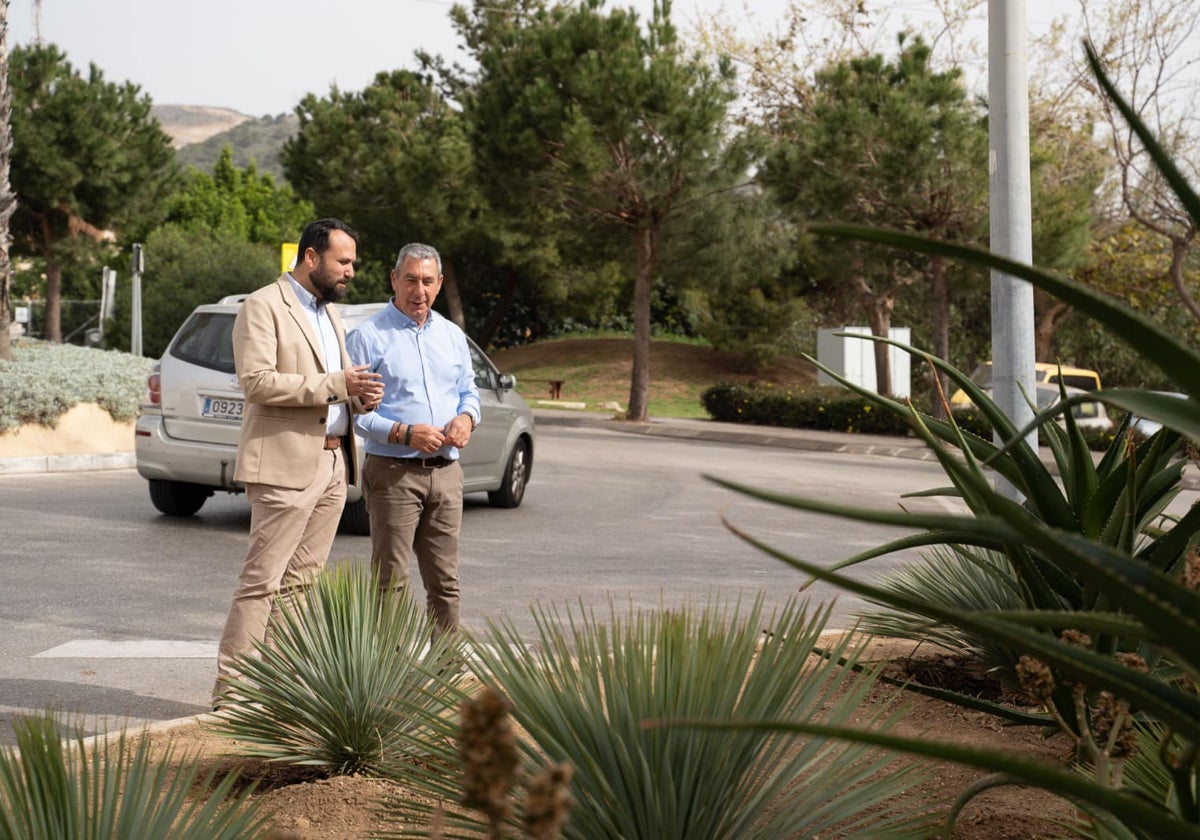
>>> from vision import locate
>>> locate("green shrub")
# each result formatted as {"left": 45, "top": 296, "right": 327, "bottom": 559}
{"left": 702, "top": 382, "right": 913, "bottom": 435}
{"left": 0, "top": 339, "right": 153, "bottom": 433}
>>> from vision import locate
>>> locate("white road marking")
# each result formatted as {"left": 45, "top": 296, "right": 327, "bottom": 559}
{"left": 34, "top": 640, "right": 218, "bottom": 659}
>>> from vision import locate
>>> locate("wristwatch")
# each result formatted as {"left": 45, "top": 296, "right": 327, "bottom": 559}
{"left": 461, "top": 411, "right": 477, "bottom": 431}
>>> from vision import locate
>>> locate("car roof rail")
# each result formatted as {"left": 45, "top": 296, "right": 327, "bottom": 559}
{"left": 216, "top": 294, "right": 249, "bottom": 305}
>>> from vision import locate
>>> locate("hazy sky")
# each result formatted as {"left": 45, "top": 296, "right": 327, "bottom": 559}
{"left": 7, "top": 0, "right": 1083, "bottom": 117}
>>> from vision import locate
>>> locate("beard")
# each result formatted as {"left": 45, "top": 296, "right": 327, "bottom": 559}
{"left": 310, "top": 263, "right": 347, "bottom": 303}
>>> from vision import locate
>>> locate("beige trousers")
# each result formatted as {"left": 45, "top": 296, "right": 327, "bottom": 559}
{"left": 213, "top": 446, "right": 346, "bottom": 704}
{"left": 363, "top": 454, "right": 463, "bottom": 635}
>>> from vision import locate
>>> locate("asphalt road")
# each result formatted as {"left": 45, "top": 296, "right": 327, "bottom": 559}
{"left": 0, "top": 421, "right": 964, "bottom": 745}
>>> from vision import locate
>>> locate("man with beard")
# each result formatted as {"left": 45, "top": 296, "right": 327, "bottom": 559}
{"left": 212, "top": 217, "right": 383, "bottom": 708}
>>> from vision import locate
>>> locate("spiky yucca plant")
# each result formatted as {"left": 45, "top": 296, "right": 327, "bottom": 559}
{"left": 0, "top": 713, "right": 266, "bottom": 839}
{"left": 381, "top": 597, "right": 939, "bottom": 839}
{"left": 856, "top": 545, "right": 1025, "bottom": 670}
{"left": 210, "top": 562, "right": 470, "bottom": 779}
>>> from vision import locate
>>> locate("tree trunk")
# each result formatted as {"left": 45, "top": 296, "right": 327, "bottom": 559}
{"left": 0, "top": 0, "right": 14, "bottom": 361}
{"left": 930, "top": 257, "right": 949, "bottom": 419}
{"left": 1033, "top": 295, "right": 1072, "bottom": 361}
{"left": 440, "top": 257, "right": 467, "bottom": 331}
{"left": 865, "top": 300, "right": 893, "bottom": 399}
{"left": 472, "top": 269, "right": 519, "bottom": 351}
{"left": 626, "top": 225, "right": 657, "bottom": 422}
{"left": 1168, "top": 237, "right": 1200, "bottom": 323}
{"left": 44, "top": 255, "right": 62, "bottom": 342}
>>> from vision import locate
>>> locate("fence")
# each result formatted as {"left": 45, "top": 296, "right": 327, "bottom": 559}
{"left": 15, "top": 300, "right": 103, "bottom": 345}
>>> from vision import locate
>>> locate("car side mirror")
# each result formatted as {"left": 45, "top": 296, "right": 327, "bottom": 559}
{"left": 498, "top": 373, "right": 517, "bottom": 391}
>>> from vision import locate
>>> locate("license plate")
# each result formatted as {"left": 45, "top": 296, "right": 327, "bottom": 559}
{"left": 202, "top": 396, "right": 244, "bottom": 421}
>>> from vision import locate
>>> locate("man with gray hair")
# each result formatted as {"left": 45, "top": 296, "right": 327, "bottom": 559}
{"left": 346, "top": 243, "right": 481, "bottom": 635}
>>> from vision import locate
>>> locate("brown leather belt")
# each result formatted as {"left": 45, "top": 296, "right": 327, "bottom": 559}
{"left": 323, "top": 435, "right": 345, "bottom": 451}
{"left": 395, "top": 456, "right": 452, "bottom": 469}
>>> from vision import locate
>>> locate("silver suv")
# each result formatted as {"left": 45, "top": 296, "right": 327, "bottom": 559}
{"left": 134, "top": 299, "right": 535, "bottom": 534}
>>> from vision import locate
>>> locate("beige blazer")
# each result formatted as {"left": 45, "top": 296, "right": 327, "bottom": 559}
{"left": 232, "top": 275, "right": 361, "bottom": 490}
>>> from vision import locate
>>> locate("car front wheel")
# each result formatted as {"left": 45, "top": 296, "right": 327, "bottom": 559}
{"left": 488, "top": 438, "right": 530, "bottom": 508}
{"left": 148, "top": 479, "right": 211, "bottom": 516}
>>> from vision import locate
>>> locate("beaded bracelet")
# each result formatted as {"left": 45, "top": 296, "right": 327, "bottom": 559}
{"left": 404, "top": 424, "right": 413, "bottom": 446}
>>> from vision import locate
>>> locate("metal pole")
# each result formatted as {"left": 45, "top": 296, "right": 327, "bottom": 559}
{"left": 988, "top": 0, "right": 1036, "bottom": 498}
{"left": 98, "top": 266, "right": 114, "bottom": 340}
{"left": 131, "top": 244, "right": 143, "bottom": 356}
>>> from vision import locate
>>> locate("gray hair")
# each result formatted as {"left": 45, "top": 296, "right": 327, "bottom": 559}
{"left": 394, "top": 242, "right": 442, "bottom": 276}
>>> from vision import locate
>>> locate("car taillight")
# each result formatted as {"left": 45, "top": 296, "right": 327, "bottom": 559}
{"left": 147, "top": 371, "right": 161, "bottom": 405}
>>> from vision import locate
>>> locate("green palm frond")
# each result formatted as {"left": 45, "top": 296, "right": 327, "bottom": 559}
{"left": 210, "top": 563, "right": 470, "bottom": 779}
{"left": 0, "top": 713, "right": 266, "bottom": 840}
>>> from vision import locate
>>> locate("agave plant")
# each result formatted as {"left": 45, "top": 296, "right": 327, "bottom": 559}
{"left": 210, "top": 562, "right": 470, "bottom": 779}
{"left": 381, "top": 596, "right": 940, "bottom": 839}
{"left": 698, "top": 42, "right": 1200, "bottom": 837}
{"left": 0, "top": 713, "right": 266, "bottom": 839}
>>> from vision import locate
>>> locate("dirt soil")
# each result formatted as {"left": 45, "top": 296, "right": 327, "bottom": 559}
{"left": 142, "top": 644, "right": 1075, "bottom": 839}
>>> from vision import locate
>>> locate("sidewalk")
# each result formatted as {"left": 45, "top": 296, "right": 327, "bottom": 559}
{"left": 531, "top": 407, "right": 938, "bottom": 461}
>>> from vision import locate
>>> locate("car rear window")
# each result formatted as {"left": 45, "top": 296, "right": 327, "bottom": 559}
{"left": 168, "top": 312, "right": 237, "bottom": 373}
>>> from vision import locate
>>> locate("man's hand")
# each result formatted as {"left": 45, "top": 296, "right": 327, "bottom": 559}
{"left": 443, "top": 414, "right": 473, "bottom": 449}
{"left": 345, "top": 364, "right": 383, "bottom": 403}
{"left": 408, "top": 424, "right": 447, "bottom": 453}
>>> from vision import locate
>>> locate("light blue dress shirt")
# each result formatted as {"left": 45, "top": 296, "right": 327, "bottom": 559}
{"left": 287, "top": 275, "right": 348, "bottom": 437}
{"left": 347, "top": 303, "right": 481, "bottom": 460}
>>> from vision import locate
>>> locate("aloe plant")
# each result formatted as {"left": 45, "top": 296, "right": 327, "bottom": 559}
{"left": 0, "top": 713, "right": 266, "bottom": 839}
{"left": 700, "top": 42, "right": 1200, "bottom": 837}
{"left": 210, "top": 563, "right": 470, "bottom": 779}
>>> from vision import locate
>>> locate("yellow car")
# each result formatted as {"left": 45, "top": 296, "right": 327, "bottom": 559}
{"left": 950, "top": 362, "right": 1102, "bottom": 407}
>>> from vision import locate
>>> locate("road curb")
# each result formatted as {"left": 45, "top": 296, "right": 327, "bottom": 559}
{"left": 0, "top": 450, "right": 135, "bottom": 475}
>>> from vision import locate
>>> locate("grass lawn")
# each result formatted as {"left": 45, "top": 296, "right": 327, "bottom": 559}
{"left": 489, "top": 335, "right": 817, "bottom": 419}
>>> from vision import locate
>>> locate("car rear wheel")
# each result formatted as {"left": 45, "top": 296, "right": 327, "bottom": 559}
{"left": 148, "top": 479, "right": 211, "bottom": 516}
{"left": 339, "top": 497, "right": 370, "bottom": 535}
{"left": 488, "top": 438, "right": 529, "bottom": 509}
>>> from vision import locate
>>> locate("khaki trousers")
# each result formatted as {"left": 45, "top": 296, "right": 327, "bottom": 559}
{"left": 363, "top": 454, "right": 463, "bottom": 635}
{"left": 213, "top": 446, "right": 346, "bottom": 704}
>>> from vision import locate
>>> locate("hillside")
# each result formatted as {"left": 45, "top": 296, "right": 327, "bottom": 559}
{"left": 153, "top": 105, "right": 297, "bottom": 182}
{"left": 153, "top": 104, "right": 252, "bottom": 148}
{"left": 489, "top": 337, "right": 817, "bottom": 416}
{"left": 175, "top": 114, "right": 299, "bottom": 181}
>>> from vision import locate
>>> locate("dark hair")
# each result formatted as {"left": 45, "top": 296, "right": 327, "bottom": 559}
{"left": 297, "top": 218, "right": 358, "bottom": 261}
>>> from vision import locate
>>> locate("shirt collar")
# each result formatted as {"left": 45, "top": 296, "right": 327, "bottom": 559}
{"left": 287, "top": 273, "right": 324, "bottom": 313}
{"left": 388, "top": 297, "right": 435, "bottom": 330}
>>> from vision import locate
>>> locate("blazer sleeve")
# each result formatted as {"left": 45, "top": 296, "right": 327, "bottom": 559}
{"left": 233, "top": 293, "right": 350, "bottom": 407}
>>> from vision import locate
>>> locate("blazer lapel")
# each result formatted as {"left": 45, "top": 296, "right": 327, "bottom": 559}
{"left": 276, "top": 276, "right": 326, "bottom": 372}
